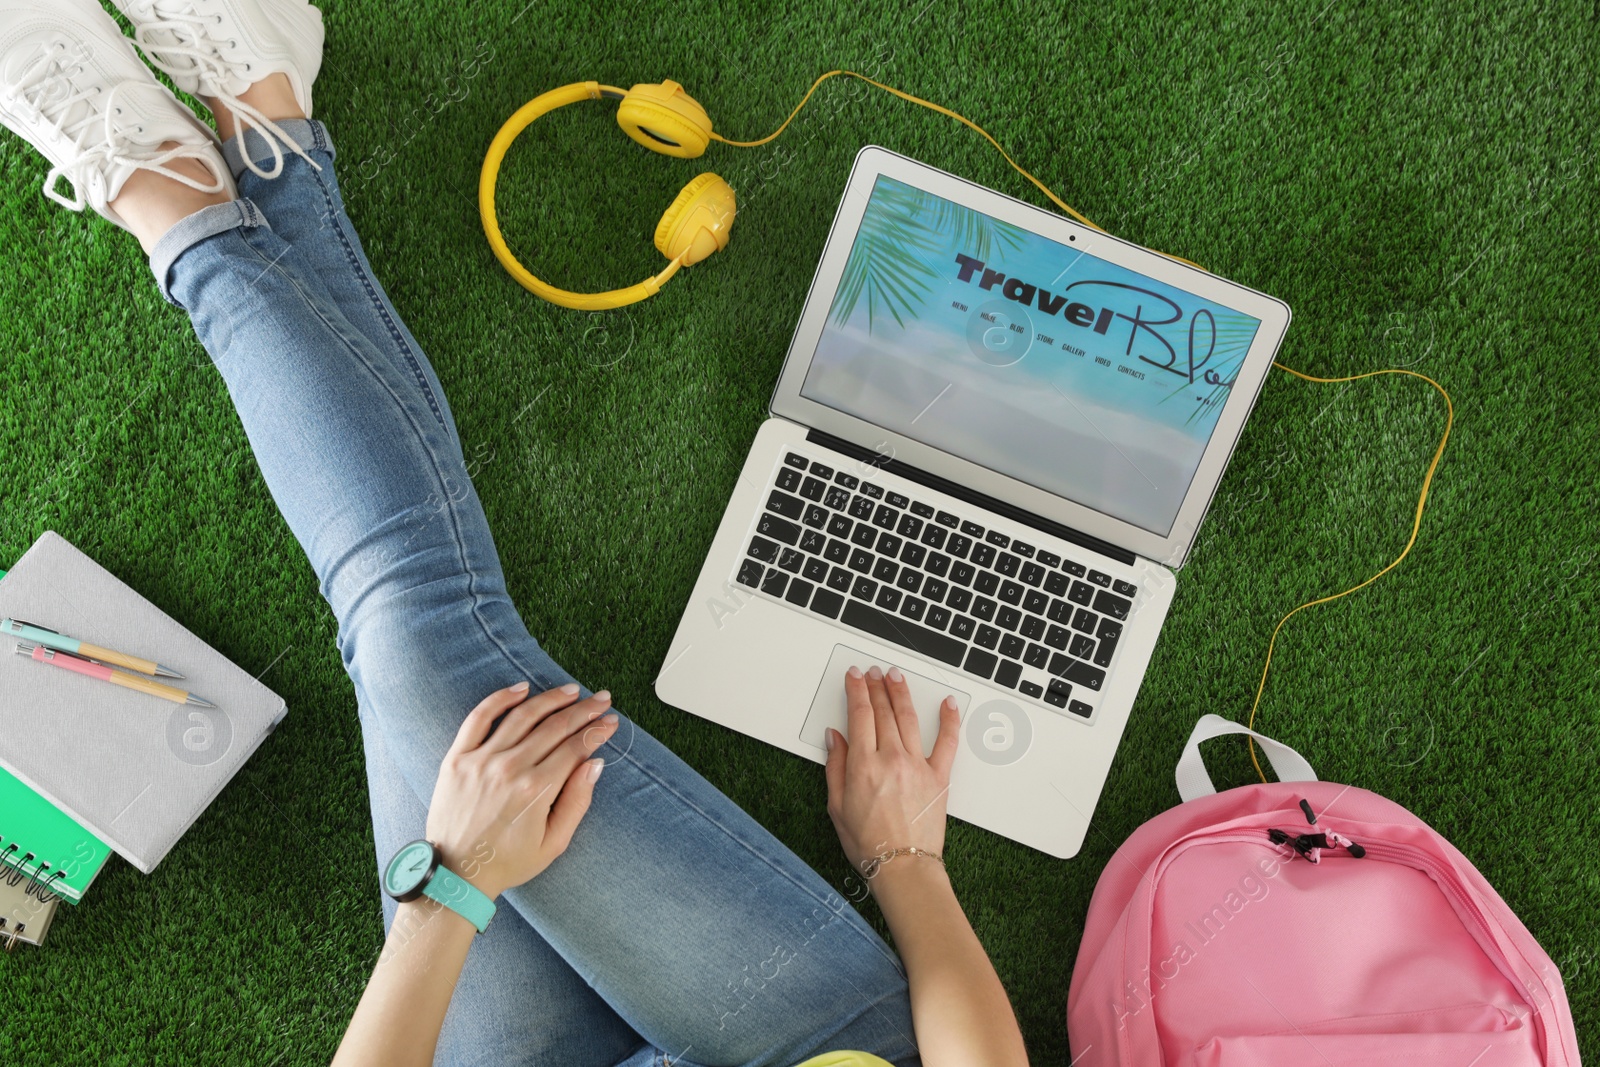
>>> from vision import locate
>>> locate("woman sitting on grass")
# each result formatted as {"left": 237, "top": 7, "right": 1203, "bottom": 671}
{"left": 0, "top": 0, "right": 1030, "bottom": 1064}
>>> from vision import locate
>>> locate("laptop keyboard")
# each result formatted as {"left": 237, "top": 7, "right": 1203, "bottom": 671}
{"left": 734, "top": 450, "right": 1140, "bottom": 722}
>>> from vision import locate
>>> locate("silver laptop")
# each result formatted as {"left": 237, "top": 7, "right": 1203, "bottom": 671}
{"left": 656, "top": 146, "right": 1291, "bottom": 858}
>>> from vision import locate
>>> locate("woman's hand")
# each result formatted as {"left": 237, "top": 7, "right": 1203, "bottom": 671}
{"left": 424, "top": 681, "right": 617, "bottom": 899}
{"left": 823, "top": 665, "right": 960, "bottom": 875}
{"left": 822, "top": 668, "right": 1031, "bottom": 1066}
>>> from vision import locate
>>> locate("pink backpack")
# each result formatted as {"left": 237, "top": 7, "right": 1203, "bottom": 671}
{"left": 1067, "top": 715, "right": 1581, "bottom": 1066}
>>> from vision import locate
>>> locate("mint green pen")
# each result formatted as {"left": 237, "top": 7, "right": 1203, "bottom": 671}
{"left": 2, "top": 618, "right": 185, "bottom": 679}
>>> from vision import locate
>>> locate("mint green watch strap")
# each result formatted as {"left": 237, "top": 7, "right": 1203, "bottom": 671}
{"left": 421, "top": 864, "right": 497, "bottom": 933}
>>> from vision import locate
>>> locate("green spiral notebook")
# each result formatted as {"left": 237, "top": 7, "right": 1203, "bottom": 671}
{"left": 0, "top": 764, "right": 112, "bottom": 904}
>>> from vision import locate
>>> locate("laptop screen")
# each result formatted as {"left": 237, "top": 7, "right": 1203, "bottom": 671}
{"left": 799, "top": 174, "right": 1264, "bottom": 537}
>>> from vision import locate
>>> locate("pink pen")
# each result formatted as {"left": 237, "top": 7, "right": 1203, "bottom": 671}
{"left": 14, "top": 641, "right": 216, "bottom": 708}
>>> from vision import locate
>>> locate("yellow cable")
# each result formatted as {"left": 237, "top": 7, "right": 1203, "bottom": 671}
{"left": 722, "top": 71, "right": 1456, "bottom": 777}
{"left": 1241, "top": 365, "right": 1454, "bottom": 782}
{"left": 709, "top": 69, "right": 1208, "bottom": 269}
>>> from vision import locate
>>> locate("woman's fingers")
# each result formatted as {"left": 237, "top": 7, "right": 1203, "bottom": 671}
{"left": 478, "top": 682, "right": 583, "bottom": 754}
{"left": 883, "top": 667, "right": 924, "bottom": 755}
{"left": 504, "top": 690, "right": 614, "bottom": 772}
{"left": 863, "top": 666, "right": 901, "bottom": 752}
{"left": 928, "top": 696, "right": 961, "bottom": 781}
{"left": 505, "top": 713, "right": 617, "bottom": 831}
{"left": 823, "top": 727, "right": 848, "bottom": 807}
{"left": 451, "top": 681, "right": 536, "bottom": 755}
{"left": 512, "top": 710, "right": 618, "bottom": 819}
{"left": 541, "top": 757, "right": 605, "bottom": 857}
{"left": 843, "top": 667, "right": 875, "bottom": 751}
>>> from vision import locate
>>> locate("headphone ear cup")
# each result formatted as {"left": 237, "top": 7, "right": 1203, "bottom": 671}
{"left": 616, "top": 80, "right": 713, "bottom": 158}
{"left": 655, "top": 173, "right": 736, "bottom": 266}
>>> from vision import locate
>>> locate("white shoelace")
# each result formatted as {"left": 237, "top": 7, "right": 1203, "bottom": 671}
{"left": 124, "top": 0, "right": 321, "bottom": 179}
{"left": 8, "top": 41, "right": 228, "bottom": 211}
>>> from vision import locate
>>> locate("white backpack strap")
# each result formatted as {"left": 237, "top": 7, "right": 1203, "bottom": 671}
{"left": 1175, "top": 714, "right": 1318, "bottom": 803}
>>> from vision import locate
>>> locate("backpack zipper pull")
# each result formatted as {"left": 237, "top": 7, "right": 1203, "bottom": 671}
{"left": 1268, "top": 828, "right": 1330, "bottom": 862}
{"left": 1269, "top": 798, "right": 1368, "bottom": 862}
{"left": 1324, "top": 830, "right": 1366, "bottom": 858}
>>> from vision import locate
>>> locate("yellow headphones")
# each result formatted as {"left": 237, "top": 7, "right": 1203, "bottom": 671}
{"left": 478, "top": 80, "right": 738, "bottom": 310}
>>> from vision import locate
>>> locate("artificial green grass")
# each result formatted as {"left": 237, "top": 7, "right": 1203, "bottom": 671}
{"left": 1, "top": 0, "right": 1596, "bottom": 1062}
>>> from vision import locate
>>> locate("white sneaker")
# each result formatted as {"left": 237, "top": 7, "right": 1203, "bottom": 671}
{"left": 111, "top": 0, "right": 324, "bottom": 178}
{"left": 0, "top": 0, "right": 232, "bottom": 231}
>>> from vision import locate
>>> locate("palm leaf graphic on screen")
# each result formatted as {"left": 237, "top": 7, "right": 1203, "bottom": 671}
{"left": 1155, "top": 310, "right": 1262, "bottom": 426}
{"left": 831, "top": 179, "right": 1029, "bottom": 333}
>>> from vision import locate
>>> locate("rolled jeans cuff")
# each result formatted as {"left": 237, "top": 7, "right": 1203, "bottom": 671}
{"left": 222, "top": 117, "right": 335, "bottom": 178}
{"left": 148, "top": 198, "right": 271, "bottom": 306}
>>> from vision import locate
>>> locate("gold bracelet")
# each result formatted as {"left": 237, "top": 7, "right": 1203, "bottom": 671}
{"left": 859, "top": 846, "right": 944, "bottom": 880}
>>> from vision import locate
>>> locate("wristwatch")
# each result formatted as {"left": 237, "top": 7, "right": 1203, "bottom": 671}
{"left": 382, "top": 839, "right": 497, "bottom": 934}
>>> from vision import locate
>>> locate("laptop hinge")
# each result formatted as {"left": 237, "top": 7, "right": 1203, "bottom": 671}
{"left": 806, "top": 429, "right": 1138, "bottom": 567}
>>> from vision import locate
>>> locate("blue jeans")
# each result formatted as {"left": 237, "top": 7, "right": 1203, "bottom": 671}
{"left": 150, "top": 120, "right": 920, "bottom": 1067}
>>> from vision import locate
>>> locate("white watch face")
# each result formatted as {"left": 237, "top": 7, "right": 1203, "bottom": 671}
{"left": 384, "top": 841, "right": 435, "bottom": 897}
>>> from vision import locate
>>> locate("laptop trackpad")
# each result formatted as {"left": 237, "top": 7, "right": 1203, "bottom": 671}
{"left": 800, "top": 644, "right": 972, "bottom": 757}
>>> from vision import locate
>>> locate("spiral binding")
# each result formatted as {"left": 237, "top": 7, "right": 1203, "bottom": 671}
{"left": 0, "top": 839, "right": 64, "bottom": 904}
{"left": 0, "top": 917, "right": 26, "bottom": 953}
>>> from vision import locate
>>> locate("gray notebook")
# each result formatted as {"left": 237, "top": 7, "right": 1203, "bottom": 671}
{"left": 0, "top": 531, "right": 287, "bottom": 875}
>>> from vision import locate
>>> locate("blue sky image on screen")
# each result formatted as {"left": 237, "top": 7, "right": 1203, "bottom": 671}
{"left": 800, "top": 174, "right": 1263, "bottom": 536}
